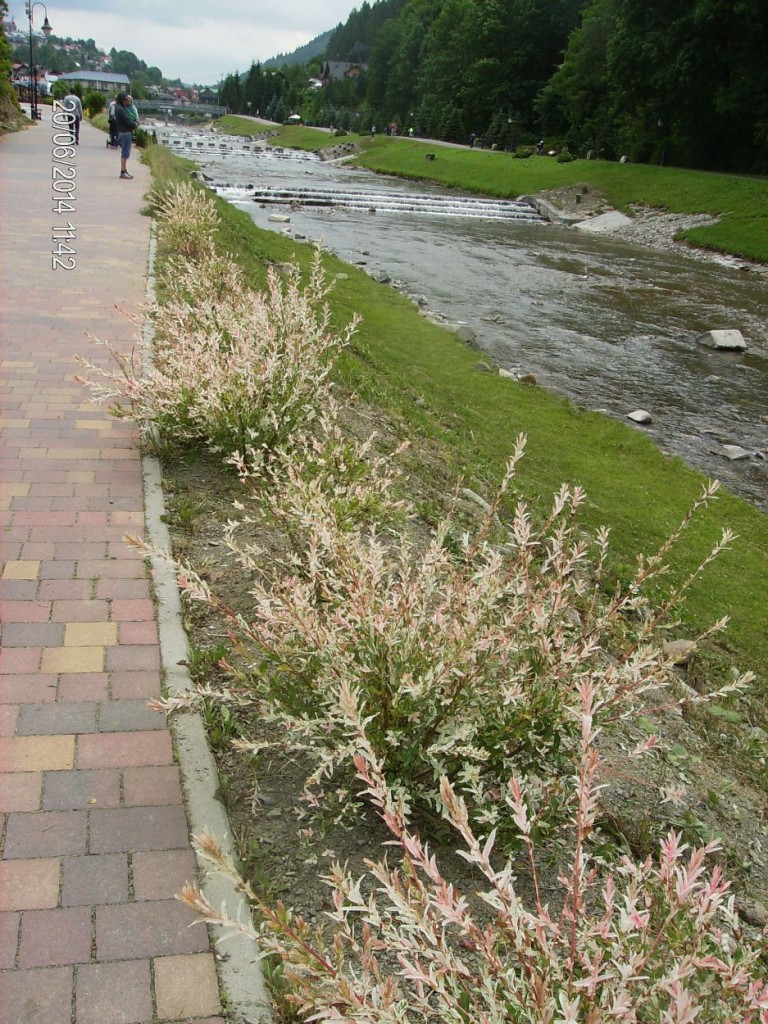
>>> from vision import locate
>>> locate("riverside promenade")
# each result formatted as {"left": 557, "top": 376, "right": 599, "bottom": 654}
{"left": 0, "top": 112, "right": 226, "bottom": 1023}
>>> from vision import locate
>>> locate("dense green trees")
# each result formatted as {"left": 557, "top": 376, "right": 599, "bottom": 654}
{"left": 320, "top": 0, "right": 766, "bottom": 172}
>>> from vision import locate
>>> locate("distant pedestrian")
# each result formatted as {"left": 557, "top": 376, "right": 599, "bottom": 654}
{"left": 107, "top": 97, "right": 119, "bottom": 147}
{"left": 61, "top": 89, "right": 83, "bottom": 144}
{"left": 114, "top": 92, "right": 139, "bottom": 179}
{"left": 371, "top": 125, "right": 376, "bottom": 137}
{"left": 469, "top": 132, "right": 476, "bottom": 148}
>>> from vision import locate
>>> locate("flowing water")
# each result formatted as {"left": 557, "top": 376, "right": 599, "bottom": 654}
{"left": 157, "top": 128, "right": 768, "bottom": 511}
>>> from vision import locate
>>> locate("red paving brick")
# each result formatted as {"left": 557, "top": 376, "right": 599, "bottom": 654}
{"left": 1, "top": 113, "right": 224, "bottom": 1022}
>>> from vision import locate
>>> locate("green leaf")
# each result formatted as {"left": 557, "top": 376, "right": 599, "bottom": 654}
{"left": 706, "top": 704, "right": 741, "bottom": 724}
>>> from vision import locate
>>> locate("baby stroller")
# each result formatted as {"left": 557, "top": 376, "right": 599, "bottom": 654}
{"left": 107, "top": 103, "right": 120, "bottom": 149}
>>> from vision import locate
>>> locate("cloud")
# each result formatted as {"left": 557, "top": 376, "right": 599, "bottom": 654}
{"left": 12, "top": 0, "right": 354, "bottom": 82}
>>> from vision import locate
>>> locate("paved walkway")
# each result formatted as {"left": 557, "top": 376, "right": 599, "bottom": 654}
{"left": 1, "top": 111, "right": 225, "bottom": 1023}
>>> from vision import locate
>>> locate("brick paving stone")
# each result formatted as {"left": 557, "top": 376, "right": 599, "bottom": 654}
{"left": 40, "top": 646, "right": 105, "bottom": 675}
{"left": 98, "top": 699, "right": 165, "bottom": 733}
{"left": 110, "top": 599, "right": 155, "bottom": 621}
{"left": 0, "top": 580, "right": 38, "bottom": 600}
{"left": 0, "top": 675, "right": 57, "bottom": 704}
{"left": 105, "top": 644, "right": 161, "bottom": 672}
{"left": 1, "top": 560, "right": 40, "bottom": 580}
{"left": 64, "top": 621, "right": 118, "bottom": 647}
{"left": 123, "top": 766, "right": 183, "bottom": 808}
{"left": 132, "top": 849, "right": 197, "bottom": 901}
{"left": 57, "top": 673, "right": 110, "bottom": 702}
{"left": 77, "top": 731, "right": 173, "bottom": 769}
{"left": 18, "top": 906, "right": 92, "bottom": 967}
{"left": 90, "top": 805, "right": 191, "bottom": 854}
{"left": 0, "top": 772, "right": 43, "bottom": 812}
{"left": 0, "top": 647, "right": 41, "bottom": 674}
{"left": 118, "top": 620, "right": 160, "bottom": 646}
{"left": 61, "top": 854, "right": 129, "bottom": 907}
{"left": 96, "top": 578, "right": 151, "bottom": 600}
{"left": 37, "top": 560, "right": 77, "bottom": 580}
{"left": 0, "top": 600, "right": 51, "bottom": 622}
{"left": 95, "top": 901, "right": 211, "bottom": 960}
{"left": 3, "top": 810, "right": 87, "bottom": 858}
{"left": 0, "top": 736, "right": 75, "bottom": 772}
{"left": 0, "top": 912, "right": 20, "bottom": 969}
{"left": 154, "top": 953, "right": 222, "bottom": 1020}
{"left": 0, "top": 965, "right": 74, "bottom": 1024}
{"left": 0, "top": 704, "right": 19, "bottom": 736}
{"left": 50, "top": 599, "right": 109, "bottom": 622}
{"left": 37, "top": 579, "right": 93, "bottom": 601}
{"left": 17, "top": 703, "right": 98, "bottom": 736}
{"left": 110, "top": 670, "right": 163, "bottom": 699}
{"left": 0, "top": 623, "right": 64, "bottom": 648}
{"left": 0, "top": 858, "right": 60, "bottom": 911}
{"left": 43, "top": 768, "right": 120, "bottom": 811}
{"left": 75, "top": 960, "right": 153, "bottom": 1024}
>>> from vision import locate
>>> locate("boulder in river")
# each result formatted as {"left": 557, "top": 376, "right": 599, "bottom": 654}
{"left": 627, "top": 409, "right": 653, "bottom": 424}
{"left": 696, "top": 329, "right": 747, "bottom": 351}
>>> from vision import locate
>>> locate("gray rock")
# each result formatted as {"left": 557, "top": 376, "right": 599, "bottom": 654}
{"left": 696, "top": 329, "right": 747, "bottom": 351}
{"left": 498, "top": 368, "right": 516, "bottom": 379}
{"left": 663, "top": 639, "right": 696, "bottom": 665}
{"left": 627, "top": 409, "right": 653, "bottom": 424}
{"left": 461, "top": 488, "right": 491, "bottom": 512}
{"left": 268, "top": 213, "right": 291, "bottom": 223}
{"left": 475, "top": 361, "right": 493, "bottom": 373}
{"left": 740, "top": 902, "right": 768, "bottom": 928}
{"left": 573, "top": 210, "right": 633, "bottom": 234}
{"left": 722, "top": 445, "right": 750, "bottom": 460}
{"left": 370, "top": 270, "right": 391, "bottom": 284}
{"left": 450, "top": 323, "right": 478, "bottom": 346}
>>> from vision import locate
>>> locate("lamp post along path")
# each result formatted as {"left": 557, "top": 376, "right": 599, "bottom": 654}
{"left": 26, "top": 2, "right": 53, "bottom": 122}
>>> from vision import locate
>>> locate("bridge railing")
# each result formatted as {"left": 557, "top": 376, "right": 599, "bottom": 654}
{"left": 134, "top": 102, "right": 229, "bottom": 117}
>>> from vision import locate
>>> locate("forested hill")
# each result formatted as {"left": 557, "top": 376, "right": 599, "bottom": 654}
{"left": 265, "top": 30, "right": 333, "bottom": 68}
{"left": 324, "top": 0, "right": 767, "bottom": 174}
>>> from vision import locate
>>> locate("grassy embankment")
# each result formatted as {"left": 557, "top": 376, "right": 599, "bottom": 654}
{"left": 143, "top": 139, "right": 768, "bottom": 748}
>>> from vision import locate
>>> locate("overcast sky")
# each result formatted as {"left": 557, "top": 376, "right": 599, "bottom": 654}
{"left": 12, "top": 0, "right": 357, "bottom": 84}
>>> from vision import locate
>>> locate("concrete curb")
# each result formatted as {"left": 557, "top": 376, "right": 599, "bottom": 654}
{"left": 142, "top": 228, "right": 271, "bottom": 1024}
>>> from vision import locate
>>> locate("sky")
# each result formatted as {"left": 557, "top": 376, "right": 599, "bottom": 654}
{"left": 11, "top": 0, "right": 357, "bottom": 84}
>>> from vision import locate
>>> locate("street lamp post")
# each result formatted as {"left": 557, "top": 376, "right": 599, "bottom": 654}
{"left": 26, "top": 2, "right": 53, "bottom": 122}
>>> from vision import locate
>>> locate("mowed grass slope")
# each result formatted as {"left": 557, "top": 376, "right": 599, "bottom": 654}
{"left": 144, "top": 142, "right": 768, "bottom": 719}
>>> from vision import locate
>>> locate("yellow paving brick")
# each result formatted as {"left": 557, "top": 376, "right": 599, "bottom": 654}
{"left": 0, "top": 736, "right": 75, "bottom": 772}
{"left": 0, "top": 482, "right": 30, "bottom": 496}
{"left": 0, "top": 361, "right": 35, "bottom": 367}
{"left": 0, "top": 419, "right": 31, "bottom": 429}
{"left": 64, "top": 471, "right": 96, "bottom": 483}
{"left": 2, "top": 560, "right": 40, "bottom": 580}
{"left": 47, "top": 449, "right": 102, "bottom": 460}
{"left": 64, "top": 622, "right": 118, "bottom": 647}
{"left": 75, "top": 420, "right": 109, "bottom": 431}
{"left": 40, "top": 646, "right": 105, "bottom": 674}
{"left": 18, "top": 448, "right": 48, "bottom": 459}
{"left": 0, "top": 859, "right": 61, "bottom": 911}
{"left": 154, "top": 954, "right": 221, "bottom": 1020}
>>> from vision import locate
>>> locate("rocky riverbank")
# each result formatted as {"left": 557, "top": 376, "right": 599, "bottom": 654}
{"left": 539, "top": 185, "right": 768, "bottom": 276}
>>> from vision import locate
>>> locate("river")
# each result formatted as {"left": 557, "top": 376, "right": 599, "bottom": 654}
{"left": 156, "top": 126, "right": 768, "bottom": 511}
